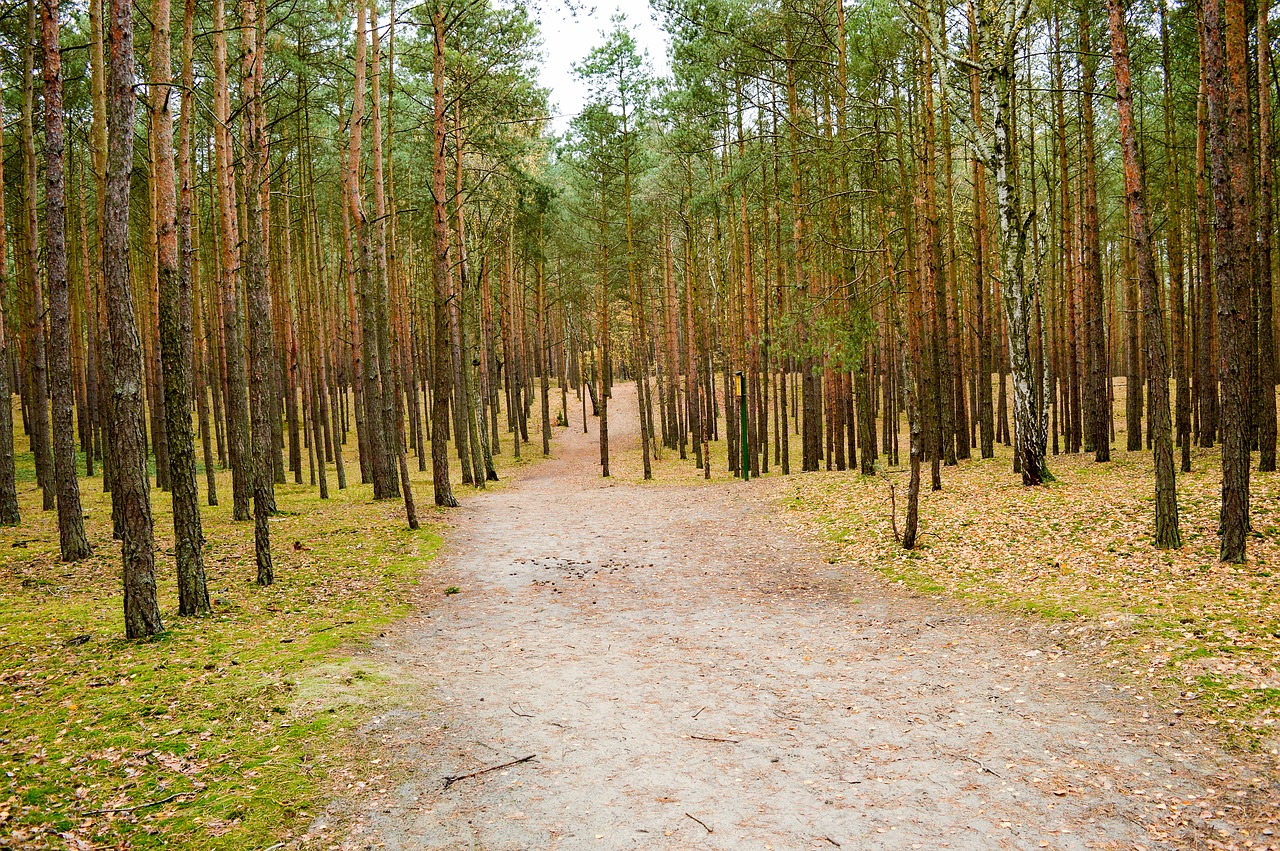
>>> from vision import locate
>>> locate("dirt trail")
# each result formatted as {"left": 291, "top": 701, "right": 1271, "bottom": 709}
{"left": 332, "top": 386, "right": 1232, "bottom": 850}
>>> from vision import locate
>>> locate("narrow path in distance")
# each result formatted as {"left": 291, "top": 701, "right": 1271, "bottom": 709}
{"left": 334, "top": 385, "right": 1231, "bottom": 850}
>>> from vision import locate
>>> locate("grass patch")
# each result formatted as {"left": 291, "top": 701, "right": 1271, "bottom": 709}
{"left": 1, "top": 464, "right": 444, "bottom": 849}
{"left": 0, "top": 390, "right": 551, "bottom": 849}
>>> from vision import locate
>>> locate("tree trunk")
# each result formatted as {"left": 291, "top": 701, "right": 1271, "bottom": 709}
{"left": 156, "top": 0, "right": 208, "bottom": 610}
{"left": 107, "top": 0, "right": 162, "bottom": 638}
{"left": 1124, "top": 235, "right": 1143, "bottom": 452}
{"left": 1107, "top": 0, "right": 1181, "bottom": 548}
{"left": 369, "top": 2, "right": 403, "bottom": 500}
{"left": 1196, "top": 7, "right": 1220, "bottom": 448}
{"left": 1206, "top": 0, "right": 1252, "bottom": 562}
{"left": 970, "top": 1, "right": 994, "bottom": 459}
{"left": 429, "top": 11, "right": 458, "bottom": 507}
{"left": 212, "top": 0, "right": 251, "bottom": 521}
{"left": 1257, "top": 1, "right": 1277, "bottom": 472}
{"left": 1160, "top": 0, "right": 1192, "bottom": 474}
{"left": 0, "top": 98, "right": 18, "bottom": 527}
{"left": 989, "top": 19, "right": 1049, "bottom": 485}
{"left": 242, "top": 0, "right": 274, "bottom": 584}
{"left": 349, "top": 2, "right": 394, "bottom": 500}
{"left": 22, "top": 0, "right": 53, "bottom": 511}
{"left": 41, "top": 0, "right": 91, "bottom": 560}
{"left": 1080, "top": 10, "right": 1110, "bottom": 463}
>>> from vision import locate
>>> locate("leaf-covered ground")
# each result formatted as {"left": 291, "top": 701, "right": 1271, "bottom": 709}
{"left": 0, "top": 438, "right": 534, "bottom": 850}
{"left": 611, "top": 390, "right": 1280, "bottom": 761}
{"left": 771, "top": 442, "right": 1280, "bottom": 745}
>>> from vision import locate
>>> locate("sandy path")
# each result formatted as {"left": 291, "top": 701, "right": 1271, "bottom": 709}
{"left": 334, "top": 386, "right": 1227, "bottom": 850}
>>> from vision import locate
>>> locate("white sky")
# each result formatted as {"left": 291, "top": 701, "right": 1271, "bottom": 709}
{"left": 537, "top": 0, "right": 672, "bottom": 134}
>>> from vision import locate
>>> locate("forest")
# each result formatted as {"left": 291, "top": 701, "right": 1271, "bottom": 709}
{"left": 3, "top": 0, "right": 1280, "bottom": 845}
{"left": 0, "top": 0, "right": 1270, "bottom": 624}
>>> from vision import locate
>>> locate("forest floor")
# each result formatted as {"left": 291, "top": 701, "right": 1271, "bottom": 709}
{"left": 324, "top": 383, "right": 1279, "bottom": 851}
{"left": 0, "top": 429, "right": 536, "bottom": 849}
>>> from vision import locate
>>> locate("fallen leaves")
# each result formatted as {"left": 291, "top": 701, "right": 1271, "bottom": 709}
{"left": 0, "top": 466, "right": 446, "bottom": 850}
{"left": 761, "top": 442, "right": 1280, "bottom": 747}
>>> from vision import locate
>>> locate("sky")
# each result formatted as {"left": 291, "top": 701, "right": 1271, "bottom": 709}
{"left": 537, "top": 0, "right": 672, "bottom": 134}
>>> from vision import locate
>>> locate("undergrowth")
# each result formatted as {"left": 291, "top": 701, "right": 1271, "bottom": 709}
{"left": 0, "top": 448, "right": 453, "bottom": 849}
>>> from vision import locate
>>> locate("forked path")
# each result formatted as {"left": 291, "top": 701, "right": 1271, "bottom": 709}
{"left": 339, "top": 387, "right": 1227, "bottom": 850}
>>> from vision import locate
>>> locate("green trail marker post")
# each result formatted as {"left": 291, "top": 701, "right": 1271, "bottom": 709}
{"left": 736, "top": 371, "right": 748, "bottom": 481}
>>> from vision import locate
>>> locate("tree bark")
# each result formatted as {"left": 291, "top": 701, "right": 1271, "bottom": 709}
{"left": 429, "top": 11, "right": 458, "bottom": 507}
{"left": 1207, "top": 0, "right": 1252, "bottom": 562}
{"left": 212, "top": 0, "right": 251, "bottom": 521}
{"left": 989, "top": 11, "right": 1049, "bottom": 485}
{"left": 41, "top": 0, "right": 91, "bottom": 560}
{"left": 107, "top": 0, "right": 162, "bottom": 638}
{"left": 1080, "top": 9, "right": 1110, "bottom": 463}
{"left": 22, "top": 0, "right": 53, "bottom": 511}
{"left": 369, "top": 2, "right": 403, "bottom": 499}
{"left": 1257, "top": 1, "right": 1277, "bottom": 472}
{"left": 1196, "top": 7, "right": 1220, "bottom": 448}
{"left": 242, "top": 0, "right": 274, "bottom": 584}
{"left": 157, "top": 0, "right": 208, "bottom": 611}
{"left": 1107, "top": 0, "right": 1181, "bottom": 548}
{"left": 0, "top": 98, "right": 18, "bottom": 527}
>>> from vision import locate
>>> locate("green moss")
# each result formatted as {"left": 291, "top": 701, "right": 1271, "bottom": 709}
{"left": 0, "top": 465, "right": 444, "bottom": 849}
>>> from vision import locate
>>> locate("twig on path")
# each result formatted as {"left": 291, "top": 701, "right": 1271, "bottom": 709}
{"left": 965, "top": 755, "right": 1001, "bottom": 778}
{"left": 82, "top": 791, "right": 193, "bottom": 816}
{"left": 684, "top": 812, "right": 713, "bottom": 834}
{"left": 689, "top": 734, "right": 739, "bottom": 744}
{"left": 691, "top": 706, "right": 705, "bottom": 719}
{"left": 442, "top": 754, "right": 536, "bottom": 790}
{"left": 509, "top": 705, "right": 533, "bottom": 718}
{"left": 818, "top": 837, "right": 842, "bottom": 848}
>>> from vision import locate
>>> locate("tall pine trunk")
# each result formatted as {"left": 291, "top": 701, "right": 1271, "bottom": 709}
{"left": 429, "top": 11, "right": 458, "bottom": 507}
{"left": 107, "top": 0, "right": 162, "bottom": 638}
{"left": 1107, "top": 0, "right": 1181, "bottom": 548}
{"left": 212, "top": 0, "right": 251, "bottom": 521}
{"left": 1080, "top": 9, "right": 1110, "bottom": 463}
{"left": 1257, "top": 2, "right": 1277, "bottom": 472}
{"left": 0, "top": 99, "right": 18, "bottom": 527}
{"left": 157, "top": 0, "right": 208, "bottom": 611}
{"left": 242, "top": 0, "right": 274, "bottom": 584}
{"left": 41, "top": 0, "right": 91, "bottom": 560}
{"left": 1207, "top": 0, "right": 1252, "bottom": 562}
{"left": 23, "top": 0, "right": 53, "bottom": 511}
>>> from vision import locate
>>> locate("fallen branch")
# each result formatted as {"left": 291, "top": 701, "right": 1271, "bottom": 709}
{"left": 689, "top": 734, "right": 739, "bottom": 744}
{"left": 965, "top": 755, "right": 1001, "bottom": 778}
{"left": 83, "top": 791, "right": 193, "bottom": 816}
{"left": 312, "top": 620, "right": 356, "bottom": 634}
{"left": 888, "top": 480, "right": 901, "bottom": 543}
{"left": 684, "top": 812, "right": 713, "bottom": 834}
{"left": 442, "top": 754, "right": 536, "bottom": 790}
